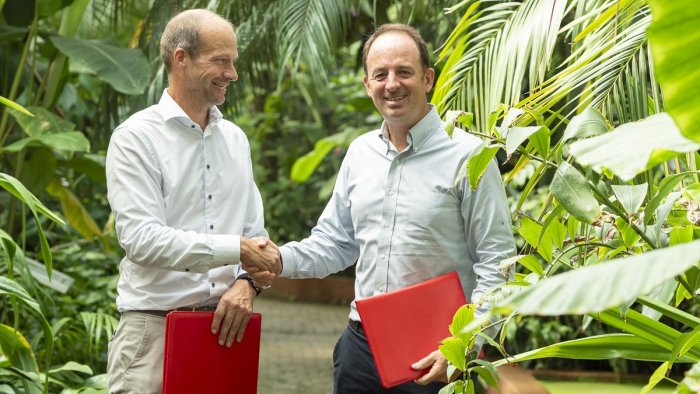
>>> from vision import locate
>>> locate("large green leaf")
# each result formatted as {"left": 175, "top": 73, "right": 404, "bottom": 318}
{"left": 291, "top": 128, "right": 359, "bottom": 183}
{"left": 467, "top": 146, "right": 499, "bottom": 191}
{"left": 495, "top": 240, "right": 700, "bottom": 316}
{"left": 46, "top": 179, "right": 102, "bottom": 241}
{"left": 439, "top": 337, "right": 467, "bottom": 372}
{"left": 492, "top": 334, "right": 688, "bottom": 367}
{"left": 0, "top": 276, "right": 54, "bottom": 375}
{"left": 505, "top": 126, "right": 544, "bottom": 157}
{"left": 550, "top": 162, "right": 600, "bottom": 224}
{"left": 0, "top": 173, "right": 64, "bottom": 275}
{"left": 8, "top": 107, "right": 75, "bottom": 138}
{"left": 517, "top": 216, "right": 553, "bottom": 262}
{"left": 0, "top": 276, "right": 43, "bottom": 319}
{"left": 4, "top": 132, "right": 90, "bottom": 154}
{"left": 647, "top": 0, "right": 700, "bottom": 143}
{"left": 5, "top": 107, "right": 89, "bottom": 155}
{"left": 561, "top": 108, "right": 609, "bottom": 143}
{"left": 569, "top": 113, "right": 700, "bottom": 181}
{"left": 0, "top": 324, "right": 38, "bottom": 374}
{"left": 597, "top": 309, "right": 700, "bottom": 360}
{"left": 50, "top": 36, "right": 149, "bottom": 95}
{"left": 611, "top": 183, "right": 648, "bottom": 216}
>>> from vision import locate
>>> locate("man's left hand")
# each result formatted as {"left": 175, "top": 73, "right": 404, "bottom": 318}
{"left": 211, "top": 278, "right": 255, "bottom": 347}
{"left": 411, "top": 350, "right": 450, "bottom": 385}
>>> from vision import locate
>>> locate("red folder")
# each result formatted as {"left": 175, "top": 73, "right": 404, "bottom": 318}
{"left": 162, "top": 311, "right": 261, "bottom": 394}
{"left": 355, "top": 272, "right": 467, "bottom": 388}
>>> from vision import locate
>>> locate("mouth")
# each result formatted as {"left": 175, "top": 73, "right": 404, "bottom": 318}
{"left": 385, "top": 94, "right": 407, "bottom": 102}
{"left": 213, "top": 81, "right": 228, "bottom": 91}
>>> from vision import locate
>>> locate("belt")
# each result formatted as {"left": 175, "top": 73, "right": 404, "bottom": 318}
{"left": 131, "top": 305, "right": 218, "bottom": 318}
{"left": 348, "top": 319, "right": 364, "bottom": 334}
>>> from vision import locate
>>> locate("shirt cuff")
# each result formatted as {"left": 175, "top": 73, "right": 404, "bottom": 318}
{"left": 279, "top": 245, "right": 294, "bottom": 277}
{"left": 208, "top": 234, "right": 240, "bottom": 269}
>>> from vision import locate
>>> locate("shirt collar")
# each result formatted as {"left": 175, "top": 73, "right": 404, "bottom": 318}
{"left": 158, "top": 89, "right": 224, "bottom": 127}
{"left": 378, "top": 104, "right": 443, "bottom": 153}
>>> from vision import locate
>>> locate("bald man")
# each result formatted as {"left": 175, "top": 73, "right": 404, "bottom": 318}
{"left": 105, "top": 9, "right": 279, "bottom": 393}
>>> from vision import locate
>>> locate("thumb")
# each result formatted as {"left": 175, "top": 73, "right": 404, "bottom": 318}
{"left": 411, "top": 353, "right": 434, "bottom": 370}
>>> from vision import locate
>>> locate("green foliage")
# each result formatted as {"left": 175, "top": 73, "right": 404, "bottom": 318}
{"left": 50, "top": 36, "right": 149, "bottom": 95}
{"left": 646, "top": 0, "right": 700, "bottom": 143}
{"left": 427, "top": 1, "right": 700, "bottom": 392}
{"left": 1, "top": 0, "right": 699, "bottom": 392}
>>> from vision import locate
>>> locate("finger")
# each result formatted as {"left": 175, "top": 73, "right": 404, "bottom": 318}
{"left": 414, "top": 364, "right": 441, "bottom": 385}
{"left": 411, "top": 353, "right": 433, "bottom": 370}
{"left": 234, "top": 313, "right": 251, "bottom": 343}
{"left": 225, "top": 308, "right": 246, "bottom": 346}
{"left": 254, "top": 237, "right": 268, "bottom": 248}
{"left": 216, "top": 309, "right": 234, "bottom": 346}
{"left": 211, "top": 306, "right": 224, "bottom": 336}
{"left": 240, "top": 263, "right": 262, "bottom": 273}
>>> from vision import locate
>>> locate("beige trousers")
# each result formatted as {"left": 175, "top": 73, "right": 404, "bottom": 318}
{"left": 107, "top": 312, "right": 166, "bottom": 394}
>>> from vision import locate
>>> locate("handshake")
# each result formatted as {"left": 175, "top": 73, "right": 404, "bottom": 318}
{"left": 239, "top": 236, "right": 281, "bottom": 288}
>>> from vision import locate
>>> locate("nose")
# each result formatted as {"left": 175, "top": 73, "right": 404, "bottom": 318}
{"left": 224, "top": 63, "right": 238, "bottom": 81}
{"left": 385, "top": 72, "right": 400, "bottom": 91}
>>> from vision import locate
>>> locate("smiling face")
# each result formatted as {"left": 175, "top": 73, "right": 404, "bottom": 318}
{"left": 363, "top": 31, "right": 435, "bottom": 134}
{"left": 183, "top": 23, "right": 238, "bottom": 109}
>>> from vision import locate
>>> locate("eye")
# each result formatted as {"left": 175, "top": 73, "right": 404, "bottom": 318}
{"left": 372, "top": 72, "right": 387, "bottom": 81}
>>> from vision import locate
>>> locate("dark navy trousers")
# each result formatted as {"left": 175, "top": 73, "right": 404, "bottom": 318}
{"left": 332, "top": 324, "right": 445, "bottom": 394}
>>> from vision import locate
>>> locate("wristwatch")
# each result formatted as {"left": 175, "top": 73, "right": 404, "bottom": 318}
{"left": 236, "top": 274, "right": 266, "bottom": 296}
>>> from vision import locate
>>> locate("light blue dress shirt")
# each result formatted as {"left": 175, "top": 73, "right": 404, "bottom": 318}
{"left": 106, "top": 90, "right": 267, "bottom": 311}
{"left": 280, "top": 106, "right": 516, "bottom": 322}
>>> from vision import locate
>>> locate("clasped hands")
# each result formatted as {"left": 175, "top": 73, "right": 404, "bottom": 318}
{"left": 240, "top": 236, "right": 281, "bottom": 287}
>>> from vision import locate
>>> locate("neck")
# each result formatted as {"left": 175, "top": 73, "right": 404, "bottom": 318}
{"left": 387, "top": 127, "right": 409, "bottom": 152}
{"left": 386, "top": 104, "right": 431, "bottom": 152}
{"left": 168, "top": 85, "right": 209, "bottom": 130}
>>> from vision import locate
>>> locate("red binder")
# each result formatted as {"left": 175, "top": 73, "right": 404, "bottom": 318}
{"left": 355, "top": 272, "right": 467, "bottom": 388}
{"left": 162, "top": 311, "right": 261, "bottom": 394}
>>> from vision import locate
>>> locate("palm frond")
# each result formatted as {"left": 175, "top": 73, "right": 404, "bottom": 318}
{"left": 433, "top": 0, "right": 568, "bottom": 133}
{"left": 80, "top": 311, "right": 119, "bottom": 349}
{"left": 277, "top": 0, "right": 351, "bottom": 88}
{"left": 523, "top": 0, "right": 655, "bottom": 124}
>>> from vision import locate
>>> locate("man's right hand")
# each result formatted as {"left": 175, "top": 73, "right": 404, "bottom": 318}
{"left": 240, "top": 236, "right": 281, "bottom": 275}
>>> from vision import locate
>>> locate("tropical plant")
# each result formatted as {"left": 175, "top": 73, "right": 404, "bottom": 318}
{"left": 1, "top": 1, "right": 460, "bottom": 391}
{"left": 431, "top": 0, "right": 700, "bottom": 393}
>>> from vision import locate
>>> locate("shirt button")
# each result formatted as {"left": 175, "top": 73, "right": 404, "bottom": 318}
{"left": 211, "top": 283, "right": 215, "bottom": 287}
{"left": 395, "top": 160, "right": 401, "bottom": 165}
{"left": 383, "top": 222, "right": 389, "bottom": 228}
{"left": 388, "top": 190, "right": 394, "bottom": 196}
{"left": 209, "top": 225, "right": 214, "bottom": 230}
{"left": 208, "top": 195, "right": 212, "bottom": 200}
{"left": 206, "top": 164, "right": 210, "bottom": 170}
{"left": 191, "top": 125, "right": 195, "bottom": 129}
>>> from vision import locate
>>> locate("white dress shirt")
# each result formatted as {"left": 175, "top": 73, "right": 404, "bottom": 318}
{"left": 106, "top": 90, "right": 267, "bottom": 312}
{"left": 280, "top": 106, "right": 516, "bottom": 322}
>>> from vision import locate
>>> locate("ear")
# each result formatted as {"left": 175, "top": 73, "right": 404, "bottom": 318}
{"left": 424, "top": 68, "right": 435, "bottom": 93}
{"left": 173, "top": 48, "right": 188, "bottom": 69}
{"left": 363, "top": 74, "right": 372, "bottom": 96}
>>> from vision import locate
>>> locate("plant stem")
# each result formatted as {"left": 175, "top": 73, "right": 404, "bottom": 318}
{"left": 676, "top": 274, "right": 700, "bottom": 307}
{"left": 589, "top": 182, "right": 658, "bottom": 249}
{"left": 0, "top": 14, "right": 38, "bottom": 149}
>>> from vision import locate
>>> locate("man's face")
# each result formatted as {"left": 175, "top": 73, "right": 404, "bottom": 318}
{"left": 184, "top": 24, "right": 238, "bottom": 107}
{"left": 363, "top": 32, "right": 434, "bottom": 131}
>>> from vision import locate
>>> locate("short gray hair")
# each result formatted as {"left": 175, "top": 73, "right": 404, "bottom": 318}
{"left": 160, "top": 9, "right": 233, "bottom": 73}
